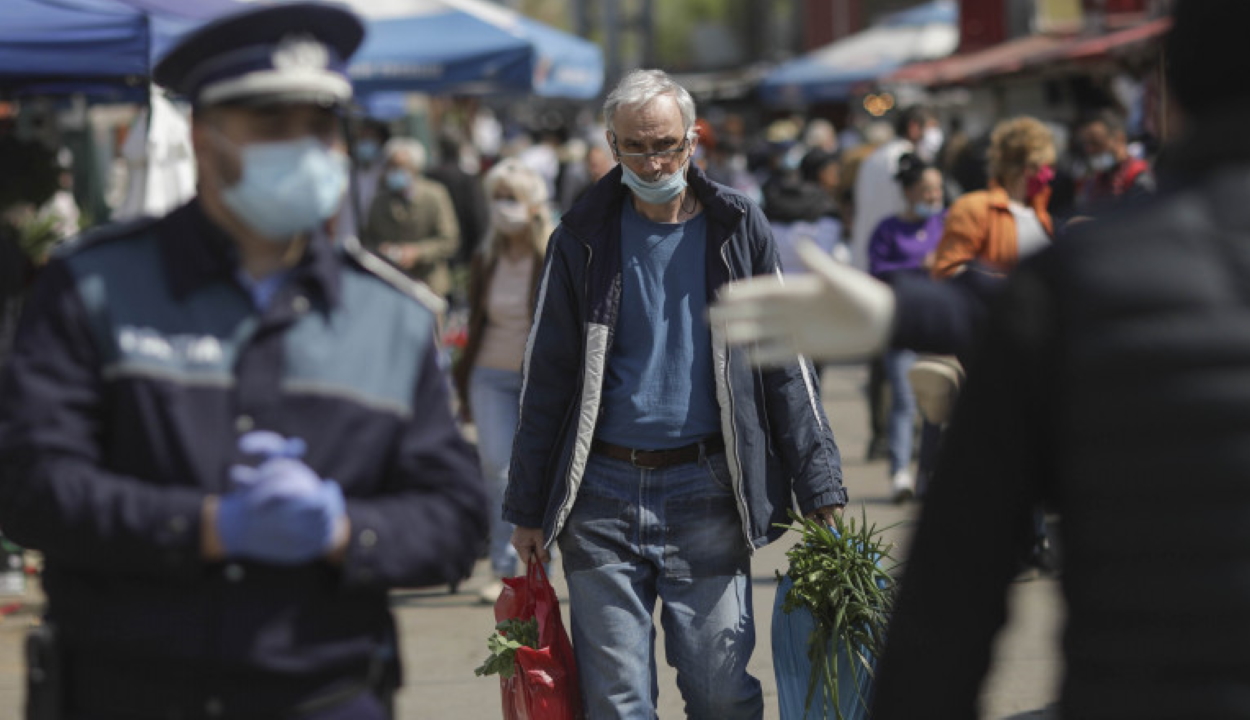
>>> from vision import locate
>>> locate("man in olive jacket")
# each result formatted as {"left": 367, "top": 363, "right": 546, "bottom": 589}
{"left": 363, "top": 138, "right": 461, "bottom": 298}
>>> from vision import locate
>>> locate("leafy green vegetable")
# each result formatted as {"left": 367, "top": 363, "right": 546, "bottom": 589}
{"left": 474, "top": 617, "right": 540, "bottom": 679}
{"left": 17, "top": 212, "right": 61, "bottom": 264}
{"left": 777, "top": 509, "right": 897, "bottom": 719}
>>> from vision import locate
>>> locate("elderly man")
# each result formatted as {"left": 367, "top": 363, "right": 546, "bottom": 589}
{"left": 363, "top": 138, "right": 461, "bottom": 298}
{"left": 0, "top": 4, "right": 487, "bottom": 718}
{"left": 506, "top": 69, "right": 847, "bottom": 719}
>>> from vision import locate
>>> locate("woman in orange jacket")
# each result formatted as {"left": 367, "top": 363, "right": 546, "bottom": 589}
{"left": 932, "top": 117, "right": 1057, "bottom": 279}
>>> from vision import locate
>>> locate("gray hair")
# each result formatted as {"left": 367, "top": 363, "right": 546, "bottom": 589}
{"left": 382, "top": 137, "right": 427, "bottom": 172}
{"left": 603, "top": 69, "right": 697, "bottom": 140}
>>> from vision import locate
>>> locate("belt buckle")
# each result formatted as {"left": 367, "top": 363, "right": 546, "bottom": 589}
{"left": 630, "top": 447, "right": 660, "bottom": 470}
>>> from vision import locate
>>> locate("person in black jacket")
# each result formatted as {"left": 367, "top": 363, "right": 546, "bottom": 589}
{"left": 714, "top": 3, "right": 1250, "bottom": 716}
{"left": 873, "top": 2, "right": 1250, "bottom": 716}
{"left": 0, "top": 224, "right": 30, "bottom": 370}
{"left": 428, "top": 132, "right": 488, "bottom": 272}
{"left": 0, "top": 5, "right": 487, "bottom": 719}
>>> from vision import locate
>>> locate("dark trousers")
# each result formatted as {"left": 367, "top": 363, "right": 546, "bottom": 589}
{"left": 71, "top": 691, "right": 391, "bottom": 720}
{"left": 867, "top": 355, "right": 891, "bottom": 459}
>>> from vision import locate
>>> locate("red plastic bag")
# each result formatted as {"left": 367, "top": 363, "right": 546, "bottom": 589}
{"left": 494, "top": 562, "right": 582, "bottom": 720}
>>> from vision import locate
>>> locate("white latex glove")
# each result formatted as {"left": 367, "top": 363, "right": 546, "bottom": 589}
{"left": 709, "top": 239, "right": 896, "bottom": 366}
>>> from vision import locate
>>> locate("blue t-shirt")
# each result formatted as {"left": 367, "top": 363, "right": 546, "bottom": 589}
{"left": 596, "top": 201, "right": 720, "bottom": 449}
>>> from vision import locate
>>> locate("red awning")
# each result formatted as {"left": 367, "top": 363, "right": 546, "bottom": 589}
{"left": 886, "top": 17, "right": 1171, "bottom": 87}
{"left": 885, "top": 34, "right": 1072, "bottom": 86}
{"left": 1048, "top": 16, "right": 1171, "bottom": 62}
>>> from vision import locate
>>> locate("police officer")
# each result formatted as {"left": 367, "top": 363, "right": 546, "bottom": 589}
{"left": 0, "top": 4, "right": 488, "bottom": 718}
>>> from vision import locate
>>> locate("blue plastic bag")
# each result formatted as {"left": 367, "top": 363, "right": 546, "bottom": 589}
{"left": 772, "top": 574, "right": 876, "bottom": 720}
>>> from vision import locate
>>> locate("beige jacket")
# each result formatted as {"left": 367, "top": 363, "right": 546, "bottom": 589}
{"left": 362, "top": 176, "right": 461, "bottom": 297}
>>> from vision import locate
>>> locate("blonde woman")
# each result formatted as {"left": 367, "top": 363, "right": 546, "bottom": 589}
{"left": 931, "top": 117, "right": 1057, "bottom": 279}
{"left": 451, "top": 158, "right": 553, "bottom": 603}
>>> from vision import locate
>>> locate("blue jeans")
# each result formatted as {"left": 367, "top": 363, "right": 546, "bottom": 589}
{"left": 469, "top": 365, "right": 523, "bottom": 577}
{"left": 557, "top": 451, "right": 763, "bottom": 720}
{"left": 884, "top": 349, "right": 918, "bottom": 475}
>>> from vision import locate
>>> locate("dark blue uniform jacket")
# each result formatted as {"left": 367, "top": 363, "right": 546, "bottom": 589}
{"left": 0, "top": 200, "right": 487, "bottom": 717}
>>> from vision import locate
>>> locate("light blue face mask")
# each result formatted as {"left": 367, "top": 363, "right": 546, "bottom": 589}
{"left": 621, "top": 162, "right": 689, "bottom": 205}
{"left": 356, "top": 139, "right": 379, "bottom": 165}
{"left": 912, "top": 201, "right": 943, "bottom": 219}
{"left": 220, "top": 136, "right": 349, "bottom": 241}
{"left": 385, "top": 169, "right": 412, "bottom": 192}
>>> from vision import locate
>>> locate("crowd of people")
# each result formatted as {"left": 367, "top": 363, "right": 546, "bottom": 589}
{"left": 2, "top": 0, "right": 1246, "bottom": 717}
{"left": 712, "top": 2, "right": 1250, "bottom": 718}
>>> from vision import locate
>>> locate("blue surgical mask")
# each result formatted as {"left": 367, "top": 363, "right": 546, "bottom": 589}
{"left": 219, "top": 136, "right": 348, "bottom": 241}
{"left": 386, "top": 169, "right": 412, "bottom": 192}
{"left": 621, "top": 162, "right": 688, "bottom": 205}
{"left": 356, "top": 139, "right": 379, "bottom": 165}
{"left": 912, "top": 201, "right": 943, "bottom": 219}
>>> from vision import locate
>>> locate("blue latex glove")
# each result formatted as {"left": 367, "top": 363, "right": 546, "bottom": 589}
{"left": 237, "top": 430, "right": 307, "bottom": 461}
{"left": 217, "top": 433, "right": 345, "bottom": 564}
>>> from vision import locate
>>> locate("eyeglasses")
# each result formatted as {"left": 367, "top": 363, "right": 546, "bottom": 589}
{"left": 610, "top": 132, "right": 692, "bottom": 161}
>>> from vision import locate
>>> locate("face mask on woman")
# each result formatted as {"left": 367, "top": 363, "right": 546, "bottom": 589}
{"left": 491, "top": 199, "right": 531, "bottom": 234}
{"left": 1026, "top": 165, "right": 1055, "bottom": 201}
{"left": 912, "top": 201, "right": 943, "bottom": 219}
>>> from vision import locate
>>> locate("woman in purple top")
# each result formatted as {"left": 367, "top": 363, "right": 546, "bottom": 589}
{"left": 868, "top": 154, "right": 946, "bottom": 280}
{"left": 868, "top": 153, "right": 945, "bottom": 502}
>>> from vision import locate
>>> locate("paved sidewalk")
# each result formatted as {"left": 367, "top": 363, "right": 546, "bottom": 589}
{"left": 0, "top": 366, "right": 1063, "bottom": 718}
{"left": 391, "top": 365, "right": 1063, "bottom": 719}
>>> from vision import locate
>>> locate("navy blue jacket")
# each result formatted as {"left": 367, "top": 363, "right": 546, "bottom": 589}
{"left": 0, "top": 200, "right": 488, "bottom": 717}
{"left": 504, "top": 164, "right": 846, "bottom": 552}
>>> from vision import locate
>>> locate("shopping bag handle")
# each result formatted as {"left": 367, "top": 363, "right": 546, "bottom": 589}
{"left": 527, "top": 554, "right": 552, "bottom": 587}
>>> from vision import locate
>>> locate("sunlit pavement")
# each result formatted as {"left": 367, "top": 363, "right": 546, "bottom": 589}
{"left": 0, "top": 366, "right": 1062, "bottom": 719}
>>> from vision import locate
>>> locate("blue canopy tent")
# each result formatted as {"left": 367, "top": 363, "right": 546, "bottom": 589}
{"left": 339, "top": 0, "right": 604, "bottom": 100}
{"left": 0, "top": 0, "right": 243, "bottom": 98}
{"left": 758, "top": 0, "right": 959, "bottom": 107}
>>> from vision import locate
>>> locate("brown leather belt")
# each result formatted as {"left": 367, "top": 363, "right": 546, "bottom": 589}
{"left": 591, "top": 436, "right": 725, "bottom": 469}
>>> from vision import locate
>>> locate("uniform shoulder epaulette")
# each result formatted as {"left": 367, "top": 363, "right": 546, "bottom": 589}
{"left": 340, "top": 235, "right": 448, "bottom": 316}
{"left": 50, "top": 215, "right": 162, "bottom": 260}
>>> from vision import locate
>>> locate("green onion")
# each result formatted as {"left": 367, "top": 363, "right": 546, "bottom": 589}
{"left": 776, "top": 509, "right": 898, "bottom": 719}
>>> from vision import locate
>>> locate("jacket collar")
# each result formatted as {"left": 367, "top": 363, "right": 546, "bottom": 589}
{"left": 158, "top": 198, "right": 342, "bottom": 308}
